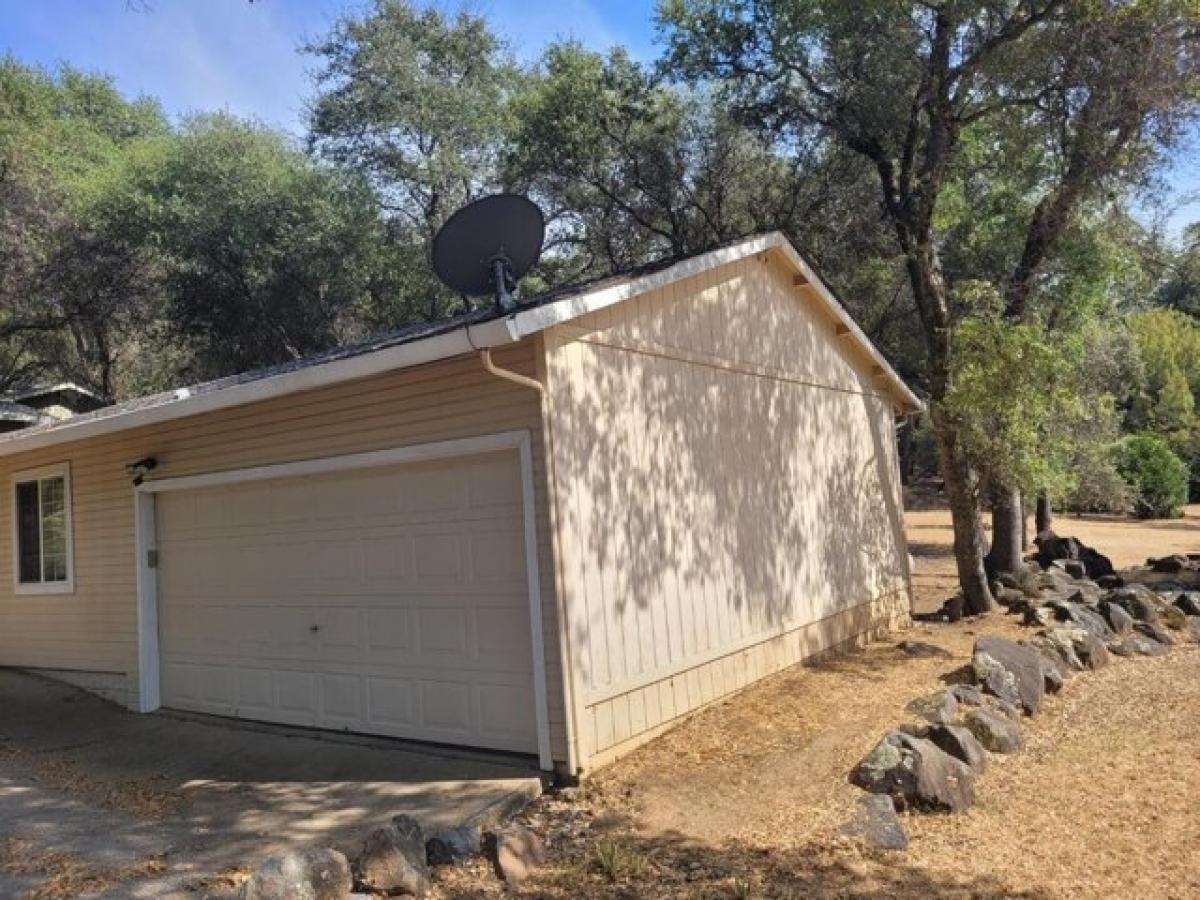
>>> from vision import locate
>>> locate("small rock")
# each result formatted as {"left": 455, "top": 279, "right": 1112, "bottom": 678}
{"left": 971, "top": 636, "right": 1045, "bottom": 715}
{"left": 949, "top": 684, "right": 985, "bottom": 706}
{"left": 1060, "top": 559, "right": 1086, "bottom": 579}
{"left": 426, "top": 824, "right": 482, "bottom": 867}
{"left": 982, "top": 695, "right": 1023, "bottom": 721}
{"left": 899, "top": 640, "right": 952, "bottom": 658}
{"left": 490, "top": 824, "right": 546, "bottom": 883}
{"left": 905, "top": 690, "right": 958, "bottom": 725}
{"left": 1185, "top": 616, "right": 1200, "bottom": 642}
{"left": 1151, "top": 555, "right": 1188, "bottom": 573}
{"left": 925, "top": 724, "right": 988, "bottom": 773}
{"left": 1102, "top": 602, "right": 1134, "bottom": 637}
{"left": 1175, "top": 593, "right": 1200, "bottom": 617}
{"left": 1108, "top": 586, "right": 1161, "bottom": 623}
{"left": 995, "top": 586, "right": 1027, "bottom": 608}
{"left": 840, "top": 793, "right": 908, "bottom": 850}
{"left": 1108, "top": 634, "right": 1170, "bottom": 657}
{"left": 1158, "top": 604, "right": 1189, "bottom": 632}
{"left": 1134, "top": 620, "right": 1174, "bottom": 646}
{"left": 1075, "top": 631, "right": 1110, "bottom": 669}
{"left": 849, "top": 730, "right": 976, "bottom": 812}
{"left": 1038, "top": 654, "right": 1065, "bottom": 693}
{"left": 942, "top": 594, "right": 965, "bottom": 622}
{"left": 1024, "top": 605, "right": 1056, "bottom": 628}
{"left": 242, "top": 849, "right": 352, "bottom": 900}
{"left": 1097, "top": 574, "right": 1124, "bottom": 589}
{"left": 964, "top": 708, "right": 1023, "bottom": 753}
{"left": 354, "top": 815, "right": 429, "bottom": 897}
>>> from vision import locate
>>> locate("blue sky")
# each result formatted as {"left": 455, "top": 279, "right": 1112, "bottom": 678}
{"left": 2, "top": 0, "right": 1196, "bottom": 236}
{"left": 1, "top": 0, "right": 659, "bottom": 132}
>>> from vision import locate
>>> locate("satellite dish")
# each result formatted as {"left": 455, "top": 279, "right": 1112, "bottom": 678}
{"left": 431, "top": 194, "right": 545, "bottom": 312}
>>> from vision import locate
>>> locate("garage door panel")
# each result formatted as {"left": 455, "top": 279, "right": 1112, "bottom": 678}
{"left": 412, "top": 533, "right": 465, "bottom": 583}
{"left": 367, "top": 675, "right": 416, "bottom": 728}
{"left": 157, "top": 450, "right": 538, "bottom": 754}
{"left": 420, "top": 681, "right": 472, "bottom": 733}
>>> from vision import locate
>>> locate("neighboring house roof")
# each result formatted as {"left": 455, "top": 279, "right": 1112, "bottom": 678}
{"left": 11, "top": 381, "right": 106, "bottom": 405}
{"left": 0, "top": 401, "right": 45, "bottom": 426}
{"left": 0, "top": 232, "right": 922, "bottom": 458}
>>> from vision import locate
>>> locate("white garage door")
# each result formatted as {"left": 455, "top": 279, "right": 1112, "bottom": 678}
{"left": 155, "top": 449, "right": 538, "bottom": 754}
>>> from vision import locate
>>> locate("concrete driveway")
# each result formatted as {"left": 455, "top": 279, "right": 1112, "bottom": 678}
{"left": 0, "top": 669, "right": 544, "bottom": 899}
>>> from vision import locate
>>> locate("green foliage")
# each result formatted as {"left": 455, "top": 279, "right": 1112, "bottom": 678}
{"left": 944, "top": 317, "right": 1092, "bottom": 501}
{"left": 1116, "top": 433, "right": 1190, "bottom": 518}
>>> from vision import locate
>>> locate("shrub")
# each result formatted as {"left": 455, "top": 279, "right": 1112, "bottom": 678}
{"left": 1116, "top": 434, "right": 1189, "bottom": 519}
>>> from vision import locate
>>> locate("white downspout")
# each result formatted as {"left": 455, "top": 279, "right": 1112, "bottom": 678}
{"left": 480, "top": 347, "right": 582, "bottom": 779}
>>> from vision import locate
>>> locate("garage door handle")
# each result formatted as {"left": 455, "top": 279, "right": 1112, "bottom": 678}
{"left": 309, "top": 625, "right": 321, "bottom": 633}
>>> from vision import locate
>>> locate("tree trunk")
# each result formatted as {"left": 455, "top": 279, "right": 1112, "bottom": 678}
{"left": 1035, "top": 494, "right": 1052, "bottom": 535}
{"left": 930, "top": 405, "right": 996, "bottom": 614}
{"left": 985, "top": 483, "right": 1023, "bottom": 577}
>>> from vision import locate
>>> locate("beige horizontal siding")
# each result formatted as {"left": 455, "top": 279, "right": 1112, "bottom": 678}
{"left": 0, "top": 342, "right": 570, "bottom": 764}
{"left": 544, "top": 252, "right": 912, "bottom": 769}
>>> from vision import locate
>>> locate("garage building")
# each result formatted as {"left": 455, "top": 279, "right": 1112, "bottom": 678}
{"left": 0, "top": 233, "right": 918, "bottom": 776}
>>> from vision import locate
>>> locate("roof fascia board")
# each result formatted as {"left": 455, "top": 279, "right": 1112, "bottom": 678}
{"left": 0, "top": 317, "right": 521, "bottom": 458}
{"left": 510, "top": 234, "right": 779, "bottom": 339}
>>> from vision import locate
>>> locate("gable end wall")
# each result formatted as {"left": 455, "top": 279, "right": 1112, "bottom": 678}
{"left": 544, "top": 251, "right": 912, "bottom": 771}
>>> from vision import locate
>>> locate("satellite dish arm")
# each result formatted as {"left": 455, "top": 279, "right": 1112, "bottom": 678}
{"left": 491, "top": 256, "right": 518, "bottom": 312}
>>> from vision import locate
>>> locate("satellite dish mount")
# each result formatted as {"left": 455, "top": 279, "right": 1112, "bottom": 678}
{"left": 431, "top": 195, "right": 545, "bottom": 313}
{"left": 489, "top": 253, "right": 519, "bottom": 312}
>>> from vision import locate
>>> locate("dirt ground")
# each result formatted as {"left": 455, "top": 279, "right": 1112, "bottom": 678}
{"left": 432, "top": 504, "right": 1200, "bottom": 899}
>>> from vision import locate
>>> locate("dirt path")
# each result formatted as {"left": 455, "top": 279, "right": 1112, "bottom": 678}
{"left": 432, "top": 505, "right": 1200, "bottom": 899}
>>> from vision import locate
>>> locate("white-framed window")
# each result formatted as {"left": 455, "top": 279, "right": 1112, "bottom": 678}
{"left": 12, "top": 463, "right": 74, "bottom": 594}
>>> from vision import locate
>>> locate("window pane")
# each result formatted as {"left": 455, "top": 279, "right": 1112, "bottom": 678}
{"left": 16, "top": 481, "right": 41, "bottom": 583}
{"left": 40, "top": 477, "right": 67, "bottom": 583}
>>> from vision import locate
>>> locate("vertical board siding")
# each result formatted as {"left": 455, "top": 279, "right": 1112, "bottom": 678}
{"left": 546, "top": 254, "right": 912, "bottom": 767}
{"left": 0, "top": 343, "right": 570, "bottom": 763}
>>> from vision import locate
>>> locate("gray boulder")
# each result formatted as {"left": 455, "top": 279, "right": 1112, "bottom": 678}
{"left": 971, "top": 635, "right": 1045, "bottom": 715}
{"left": 1102, "top": 602, "right": 1134, "bottom": 637}
{"left": 840, "top": 793, "right": 908, "bottom": 851}
{"left": 354, "top": 814, "right": 429, "bottom": 897}
{"left": 925, "top": 724, "right": 988, "bottom": 774}
{"left": 906, "top": 690, "right": 959, "bottom": 725}
{"left": 1050, "top": 601, "right": 1112, "bottom": 640}
{"left": 1134, "top": 620, "right": 1175, "bottom": 646}
{"left": 426, "top": 824, "right": 482, "bottom": 867}
{"left": 1032, "top": 629, "right": 1084, "bottom": 672}
{"left": 242, "top": 849, "right": 352, "bottom": 900}
{"left": 899, "top": 640, "right": 953, "bottom": 658}
{"left": 490, "top": 824, "right": 546, "bottom": 883}
{"left": 1106, "top": 586, "right": 1161, "bottom": 623}
{"left": 849, "top": 730, "right": 976, "bottom": 812}
{"left": 1151, "top": 555, "right": 1188, "bottom": 573}
{"left": 1108, "top": 634, "right": 1170, "bottom": 657}
{"left": 965, "top": 708, "right": 1023, "bottom": 754}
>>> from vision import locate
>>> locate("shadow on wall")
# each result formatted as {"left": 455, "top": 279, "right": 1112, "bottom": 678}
{"left": 550, "top": 257, "right": 909, "bottom": 699}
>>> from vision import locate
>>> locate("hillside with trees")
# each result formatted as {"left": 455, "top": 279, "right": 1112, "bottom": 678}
{"left": 2, "top": 0, "right": 1199, "bottom": 606}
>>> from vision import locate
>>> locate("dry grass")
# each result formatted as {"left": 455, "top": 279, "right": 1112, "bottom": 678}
{"left": 432, "top": 503, "right": 1200, "bottom": 899}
